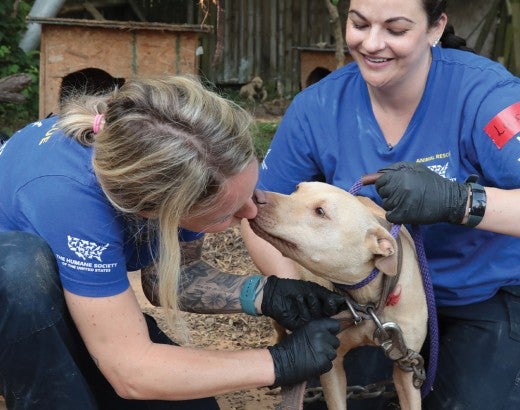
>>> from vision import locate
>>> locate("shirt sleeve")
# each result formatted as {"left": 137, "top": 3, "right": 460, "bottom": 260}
{"left": 16, "top": 175, "right": 130, "bottom": 297}
{"left": 466, "top": 79, "right": 520, "bottom": 187}
{"left": 178, "top": 228, "right": 205, "bottom": 242}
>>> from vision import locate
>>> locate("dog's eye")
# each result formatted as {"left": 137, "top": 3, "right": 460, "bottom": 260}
{"left": 315, "top": 207, "right": 326, "bottom": 217}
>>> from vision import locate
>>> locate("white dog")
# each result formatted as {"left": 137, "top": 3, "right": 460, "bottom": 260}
{"left": 249, "top": 182, "right": 428, "bottom": 410}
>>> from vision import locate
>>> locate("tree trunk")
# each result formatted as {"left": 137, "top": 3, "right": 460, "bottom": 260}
{"left": 323, "top": 0, "right": 345, "bottom": 68}
{"left": 0, "top": 74, "right": 32, "bottom": 104}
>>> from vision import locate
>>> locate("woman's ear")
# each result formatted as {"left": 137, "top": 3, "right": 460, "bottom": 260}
{"left": 431, "top": 12, "right": 448, "bottom": 45}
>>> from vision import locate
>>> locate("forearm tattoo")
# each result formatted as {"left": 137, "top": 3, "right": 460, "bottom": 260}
{"left": 140, "top": 237, "right": 257, "bottom": 314}
{"left": 179, "top": 260, "right": 250, "bottom": 314}
{"left": 179, "top": 237, "right": 204, "bottom": 266}
{"left": 140, "top": 238, "right": 205, "bottom": 306}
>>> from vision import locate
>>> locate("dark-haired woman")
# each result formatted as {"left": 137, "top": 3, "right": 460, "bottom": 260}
{"left": 242, "top": 0, "right": 520, "bottom": 408}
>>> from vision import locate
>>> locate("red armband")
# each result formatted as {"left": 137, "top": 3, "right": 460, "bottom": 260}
{"left": 483, "top": 101, "right": 520, "bottom": 149}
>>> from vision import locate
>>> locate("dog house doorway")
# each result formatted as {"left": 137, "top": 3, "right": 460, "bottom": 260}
{"left": 59, "top": 68, "right": 125, "bottom": 108}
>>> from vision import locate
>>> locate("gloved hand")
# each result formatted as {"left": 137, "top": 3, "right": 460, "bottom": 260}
{"left": 268, "top": 318, "right": 340, "bottom": 387}
{"left": 374, "top": 162, "right": 468, "bottom": 225}
{"left": 261, "top": 276, "right": 346, "bottom": 331}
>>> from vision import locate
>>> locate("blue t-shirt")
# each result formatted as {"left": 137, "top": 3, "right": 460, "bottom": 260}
{"left": 0, "top": 116, "right": 203, "bottom": 297}
{"left": 259, "top": 47, "right": 520, "bottom": 307}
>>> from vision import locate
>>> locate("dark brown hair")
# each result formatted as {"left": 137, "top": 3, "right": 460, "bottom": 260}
{"left": 423, "top": 0, "right": 474, "bottom": 52}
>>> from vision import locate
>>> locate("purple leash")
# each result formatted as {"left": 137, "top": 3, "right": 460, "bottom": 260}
{"left": 348, "top": 178, "right": 439, "bottom": 398}
{"left": 410, "top": 225, "right": 438, "bottom": 397}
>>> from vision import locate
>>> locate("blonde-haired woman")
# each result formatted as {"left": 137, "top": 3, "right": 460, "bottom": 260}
{"left": 0, "top": 75, "right": 345, "bottom": 409}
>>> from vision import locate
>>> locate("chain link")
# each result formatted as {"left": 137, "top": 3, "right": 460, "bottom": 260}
{"left": 303, "top": 379, "right": 397, "bottom": 403}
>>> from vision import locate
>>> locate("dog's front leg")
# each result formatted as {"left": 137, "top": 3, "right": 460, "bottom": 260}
{"left": 393, "top": 366, "right": 421, "bottom": 410}
{"left": 320, "top": 355, "right": 348, "bottom": 410}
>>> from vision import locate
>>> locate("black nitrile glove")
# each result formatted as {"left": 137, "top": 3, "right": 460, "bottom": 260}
{"left": 375, "top": 162, "right": 468, "bottom": 225}
{"left": 261, "top": 276, "right": 346, "bottom": 331}
{"left": 268, "top": 318, "right": 340, "bottom": 387}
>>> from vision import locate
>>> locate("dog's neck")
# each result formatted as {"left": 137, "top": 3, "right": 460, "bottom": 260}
{"left": 333, "top": 233, "right": 404, "bottom": 308}
{"left": 337, "top": 273, "right": 386, "bottom": 305}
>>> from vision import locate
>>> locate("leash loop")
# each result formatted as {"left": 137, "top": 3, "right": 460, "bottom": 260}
{"left": 344, "top": 296, "right": 363, "bottom": 324}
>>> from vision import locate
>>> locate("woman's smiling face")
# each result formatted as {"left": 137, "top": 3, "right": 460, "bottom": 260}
{"left": 346, "top": 0, "right": 445, "bottom": 90}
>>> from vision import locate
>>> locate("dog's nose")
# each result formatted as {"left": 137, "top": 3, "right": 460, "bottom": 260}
{"left": 252, "top": 189, "right": 267, "bottom": 205}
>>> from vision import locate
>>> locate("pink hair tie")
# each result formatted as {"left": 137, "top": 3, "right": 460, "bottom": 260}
{"left": 92, "top": 114, "right": 104, "bottom": 134}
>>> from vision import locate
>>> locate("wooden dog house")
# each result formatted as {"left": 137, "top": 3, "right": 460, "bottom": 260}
{"left": 31, "top": 17, "right": 211, "bottom": 117}
{"left": 296, "top": 46, "right": 353, "bottom": 88}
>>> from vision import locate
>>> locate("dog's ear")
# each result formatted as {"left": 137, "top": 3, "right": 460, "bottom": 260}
{"left": 365, "top": 226, "right": 398, "bottom": 276}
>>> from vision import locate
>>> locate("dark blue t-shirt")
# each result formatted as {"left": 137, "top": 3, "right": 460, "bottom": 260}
{"left": 0, "top": 116, "right": 202, "bottom": 297}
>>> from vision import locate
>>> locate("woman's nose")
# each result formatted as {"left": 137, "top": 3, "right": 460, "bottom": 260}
{"left": 235, "top": 198, "right": 258, "bottom": 220}
{"left": 364, "top": 28, "right": 385, "bottom": 53}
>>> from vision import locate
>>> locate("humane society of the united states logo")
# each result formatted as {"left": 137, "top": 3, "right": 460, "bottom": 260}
{"left": 67, "top": 235, "right": 108, "bottom": 261}
{"left": 55, "top": 235, "right": 117, "bottom": 273}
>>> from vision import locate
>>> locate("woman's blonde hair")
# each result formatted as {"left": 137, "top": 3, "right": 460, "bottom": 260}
{"left": 57, "top": 75, "right": 255, "bottom": 330}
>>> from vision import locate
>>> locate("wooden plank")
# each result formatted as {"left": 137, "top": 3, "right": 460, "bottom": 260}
{"left": 300, "top": 0, "right": 308, "bottom": 47}
{"left": 221, "top": 0, "right": 231, "bottom": 82}
{"left": 247, "top": 0, "right": 254, "bottom": 79}
{"left": 284, "top": 0, "right": 294, "bottom": 93}
{"left": 260, "top": 0, "right": 271, "bottom": 79}
{"left": 254, "top": 0, "right": 262, "bottom": 77}
{"left": 511, "top": 0, "right": 520, "bottom": 74}
{"left": 277, "top": 0, "right": 285, "bottom": 93}
{"left": 28, "top": 17, "right": 211, "bottom": 32}
{"left": 269, "top": 0, "right": 278, "bottom": 77}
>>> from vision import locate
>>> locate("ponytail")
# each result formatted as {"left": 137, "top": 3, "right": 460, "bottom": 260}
{"left": 440, "top": 24, "right": 475, "bottom": 53}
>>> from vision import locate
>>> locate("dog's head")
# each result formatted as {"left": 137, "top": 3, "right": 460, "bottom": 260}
{"left": 251, "top": 76, "right": 263, "bottom": 91}
{"left": 249, "top": 182, "right": 399, "bottom": 285}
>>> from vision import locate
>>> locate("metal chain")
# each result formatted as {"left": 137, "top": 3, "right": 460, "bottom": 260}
{"left": 303, "top": 379, "right": 397, "bottom": 403}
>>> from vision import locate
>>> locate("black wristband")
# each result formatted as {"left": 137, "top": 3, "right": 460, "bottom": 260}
{"left": 465, "top": 182, "right": 486, "bottom": 228}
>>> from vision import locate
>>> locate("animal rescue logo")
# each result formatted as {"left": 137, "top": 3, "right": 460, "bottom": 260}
{"left": 55, "top": 235, "right": 117, "bottom": 273}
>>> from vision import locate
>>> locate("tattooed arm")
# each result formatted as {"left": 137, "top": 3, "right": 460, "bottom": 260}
{"left": 140, "top": 236, "right": 265, "bottom": 313}
{"left": 178, "top": 236, "right": 266, "bottom": 314}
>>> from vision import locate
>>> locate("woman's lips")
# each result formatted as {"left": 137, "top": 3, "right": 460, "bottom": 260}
{"left": 361, "top": 54, "right": 393, "bottom": 69}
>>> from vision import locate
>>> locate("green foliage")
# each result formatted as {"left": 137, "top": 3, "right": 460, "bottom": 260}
{"left": 0, "top": 0, "right": 39, "bottom": 136}
{"left": 252, "top": 121, "right": 278, "bottom": 160}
